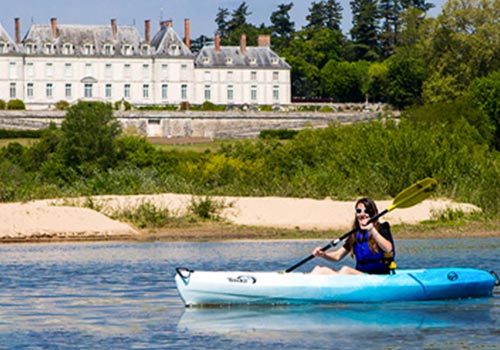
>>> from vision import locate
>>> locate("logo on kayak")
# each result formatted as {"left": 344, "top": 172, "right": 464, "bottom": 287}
{"left": 447, "top": 271, "right": 459, "bottom": 281}
{"left": 227, "top": 275, "right": 257, "bottom": 284}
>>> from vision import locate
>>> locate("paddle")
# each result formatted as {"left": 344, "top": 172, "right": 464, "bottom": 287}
{"left": 284, "top": 178, "right": 438, "bottom": 273}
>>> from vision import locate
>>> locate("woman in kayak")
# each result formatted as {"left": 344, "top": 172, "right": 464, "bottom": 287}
{"left": 311, "top": 197, "right": 395, "bottom": 275}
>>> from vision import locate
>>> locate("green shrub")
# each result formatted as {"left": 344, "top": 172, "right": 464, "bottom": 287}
{"left": 7, "top": 99, "right": 26, "bottom": 110}
{"left": 55, "top": 100, "right": 70, "bottom": 110}
{"left": 189, "top": 196, "right": 227, "bottom": 220}
{"left": 259, "top": 129, "right": 299, "bottom": 140}
{"left": 0, "top": 99, "right": 6, "bottom": 110}
{"left": 114, "top": 100, "right": 131, "bottom": 111}
{"left": 0, "top": 128, "right": 44, "bottom": 139}
{"left": 110, "top": 201, "right": 172, "bottom": 228}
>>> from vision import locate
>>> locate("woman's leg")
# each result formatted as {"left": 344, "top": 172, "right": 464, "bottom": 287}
{"left": 338, "top": 266, "right": 363, "bottom": 275}
{"left": 311, "top": 265, "right": 339, "bottom": 275}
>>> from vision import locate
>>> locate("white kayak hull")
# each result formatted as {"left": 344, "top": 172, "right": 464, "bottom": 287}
{"left": 175, "top": 267, "right": 497, "bottom": 306}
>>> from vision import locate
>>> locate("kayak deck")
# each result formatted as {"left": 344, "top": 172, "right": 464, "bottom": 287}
{"left": 175, "top": 267, "right": 498, "bottom": 306}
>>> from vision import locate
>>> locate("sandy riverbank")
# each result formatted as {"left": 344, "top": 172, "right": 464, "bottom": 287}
{"left": 0, "top": 194, "right": 486, "bottom": 243}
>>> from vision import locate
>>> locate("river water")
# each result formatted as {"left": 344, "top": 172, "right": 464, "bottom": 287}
{"left": 0, "top": 238, "right": 498, "bottom": 349}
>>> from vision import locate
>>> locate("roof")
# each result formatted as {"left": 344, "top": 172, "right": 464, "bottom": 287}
{"left": 0, "top": 22, "right": 20, "bottom": 53}
{"left": 21, "top": 23, "right": 192, "bottom": 57}
{"left": 195, "top": 46, "right": 290, "bottom": 70}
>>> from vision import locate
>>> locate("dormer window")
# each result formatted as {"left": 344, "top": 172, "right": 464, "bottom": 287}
{"left": 271, "top": 57, "right": 279, "bottom": 65}
{"left": 104, "top": 44, "right": 113, "bottom": 55}
{"left": 84, "top": 44, "right": 92, "bottom": 55}
{"left": 62, "top": 43, "right": 72, "bottom": 55}
{"left": 202, "top": 57, "right": 210, "bottom": 64}
{"left": 249, "top": 57, "right": 257, "bottom": 65}
{"left": 25, "top": 44, "right": 33, "bottom": 54}
{"left": 225, "top": 57, "right": 233, "bottom": 65}
{"left": 169, "top": 44, "right": 179, "bottom": 56}
{"left": 0, "top": 43, "right": 5, "bottom": 54}
{"left": 45, "top": 43, "right": 54, "bottom": 54}
{"left": 141, "top": 45, "right": 150, "bottom": 55}
{"left": 123, "top": 45, "right": 132, "bottom": 55}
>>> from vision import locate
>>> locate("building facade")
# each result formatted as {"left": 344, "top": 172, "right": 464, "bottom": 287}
{"left": 0, "top": 18, "right": 291, "bottom": 110}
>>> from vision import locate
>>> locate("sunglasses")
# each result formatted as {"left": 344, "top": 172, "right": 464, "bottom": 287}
{"left": 355, "top": 208, "right": 370, "bottom": 214}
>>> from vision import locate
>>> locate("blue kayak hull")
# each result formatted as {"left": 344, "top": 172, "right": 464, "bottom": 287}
{"left": 175, "top": 267, "right": 497, "bottom": 306}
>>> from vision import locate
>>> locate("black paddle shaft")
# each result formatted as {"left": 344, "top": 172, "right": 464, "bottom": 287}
{"left": 284, "top": 209, "right": 388, "bottom": 273}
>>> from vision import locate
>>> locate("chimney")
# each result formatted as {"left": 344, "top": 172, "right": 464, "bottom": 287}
{"left": 215, "top": 33, "right": 221, "bottom": 52}
{"left": 111, "top": 18, "right": 117, "bottom": 40}
{"left": 160, "top": 20, "right": 168, "bottom": 28}
{"left": 240, "top": 34, "right": 247, "bottom": 55}
{"left": 166, "top": 20, "right": 173, "bottom": 27}
{"left": 258, "top": 35, "right": 271, "bottom": 48}
{"left": 184, "top": 18, "right": 190, "bottom": 49}
{"left": 14, "top": 17, "right": 21, "bottom": 44}
{"left": 144, "top": 19, "right": 151, "bottom": 43}
{"left": 50, "top": 17, "right": 58, "bottom": 39}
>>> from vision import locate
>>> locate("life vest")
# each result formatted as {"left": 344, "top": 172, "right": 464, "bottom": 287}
{"left": 353, "top": 230, "right": 396, "bottom": 274}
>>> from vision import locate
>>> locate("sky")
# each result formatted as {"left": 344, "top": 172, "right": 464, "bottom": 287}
{"left": 1, "top": 0, "right": 447, "bottom": 40}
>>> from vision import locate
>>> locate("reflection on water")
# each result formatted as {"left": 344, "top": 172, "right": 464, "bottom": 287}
{"left": 0, "top": 239, "right": 498, "bottom": 349}
{"left": 178, "top": 300, "right": 495, "bottom": 333}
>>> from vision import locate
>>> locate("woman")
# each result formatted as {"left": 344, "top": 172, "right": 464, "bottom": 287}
{"left": 311, "top": 197, "right": 395, "bottom": 275}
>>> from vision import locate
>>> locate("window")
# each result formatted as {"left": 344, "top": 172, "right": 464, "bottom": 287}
{"left": 84, "top": 44, "right": 92, "bottom": 55}
{"left": 181, "top": 84, "right": 187, "bottom": 100}
{"left": 273, "top": 85, "right": 280, "bottom": 101}
{"left": 161, "top": 64, "right": 168, "bottom": 80}
{"left": 251, "top": 71, "right": 257, "bottom": 81}
{"left": 105, "top": 84, "right": 112, "bottom": 98}
{"left": 46, "top": 63, "right": 53, "bottom": 77}
{"left": 10, "top": 83, "right": 16, "bottom": 98}
{"left": 180, "top": 64, "right": 188, "bottom": 80}
{"left": 273, "top": 71, "right": 279, "bottom": 81}
{"left": 46, "top": 83, "right": 53, "bottom": 98}
{"left": 84, "top": 83, "right": 93, "bottom": 98}
{"left": 143, "top": 84, "right": 149, "bottom": 98}
{"left": 161, "top": 84, "right": 168, "bottom": 100}
{"left": 123, "top": 64, "right": 131, "bottom": 78}
{"left": 64, "top": 63, "right": 73, "bottom": 78}
{"left": 271, "top": 57, "right": 279, "bottom": 65}
{"left": 142, "top": 64, "right": 150, "bottom": 79}
{"left": 123, "top": 45, "right": 132, "bottom": 55}
{"left": 105, "top": 63, "right": 113, "bottom": 78}
{"left": 248, "top": 57, "right": 256, "bottom": 65}
{"left": 45, "top": 43, "right": 53, "bottom": 54}
{"left": 27, "top": 83, "right": 34, "bottom": 98}
{"left": 227, "top": 85, "right": 234, "bottom": 101}
{"left": 124, "top": 84, "right": 131, "bottom": 98}
{"left": 9, "top": 62, "right": 17, "bottom": 79}
{"left": 85, "top": 63, "right": 93, "bottom": 76}
{"left": 0, "top": 43, "right": 5, "bottom": 54}
{"left": 225, "top": 57, "right": 233, "bottom": 64}
{"left": 26, "top": 63, "right": 34, "bottom": 77}
{"left": 204, "top": 71, "right": 211, "bottom": 81}
{"left": 227, "top": 71, "right": 234, "bottom": 81}
{"left": 251, "top": 85, "right": 257, "bottom": 101}
{"left": 104, "top": 45, "right": 112, "bottom": 55}
{"left": 142, "top": 45, "right": 149, "bottom": 55}
{"left": 65, "top": 83, "right": 72, "bottom": 98}
{"left": 62, "top": 43, "right": 72, "bottom": 55}
{"left": 25, "top": 44, "right": 33, "bottom": 54}
{"left": 204, "top": 85, "right": 211, "bottom": 101}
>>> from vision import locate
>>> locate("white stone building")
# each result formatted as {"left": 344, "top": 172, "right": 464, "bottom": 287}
{"left": 0, "top": 18, "right": 291, "bottom": 110}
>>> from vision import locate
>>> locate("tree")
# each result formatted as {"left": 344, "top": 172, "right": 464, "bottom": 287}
{"left": 469, "top": 70, "right": 500, "bottom": 150}
{"left": 215, "top": 7, "right": 230, "bottom": 37}
{"left": 59, "top": 101, "right": 121, "bottom": 174}
{"left": 320, "top": 60, "right": 370, "bottom": 102}
{"left": 385, "top": 55, "right": 427, "bottom": 109}
{"left": 349, "top": 0, "right": 381, "bottom": 61}
{"left": 270, "top": 3, "right": 295, "bottom": 46}
{"left": 227, "top": 2, "right": 251, "bottom": 32}
{"left": 306, "top": 0, "right": 343, "bottom": 32}
{"left": 379, "top": 0, "right": 401, "bottom": 57}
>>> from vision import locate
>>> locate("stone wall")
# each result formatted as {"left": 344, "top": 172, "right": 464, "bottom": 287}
{"left": 0, "top": 108, "right": 387, "bottom": 139}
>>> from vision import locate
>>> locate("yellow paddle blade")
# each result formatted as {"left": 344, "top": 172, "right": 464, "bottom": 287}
{"left": 387, "top": 178, "right": 438, "bottom": 211}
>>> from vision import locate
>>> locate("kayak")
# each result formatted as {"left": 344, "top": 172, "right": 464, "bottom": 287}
{"left": 175, "top": 267, "right": 498, "bottom": 306}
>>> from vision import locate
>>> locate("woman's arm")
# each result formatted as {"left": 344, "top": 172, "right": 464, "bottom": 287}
{"left": 313, "top": 245, "right": 349, "bottom": 262}
{"left": 367, "top": 225, "right": 392, "bottom": 252}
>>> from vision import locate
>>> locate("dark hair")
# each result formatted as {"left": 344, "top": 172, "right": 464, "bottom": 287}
{"left": 347, "top": 197, "right": 381, "bottom": 257}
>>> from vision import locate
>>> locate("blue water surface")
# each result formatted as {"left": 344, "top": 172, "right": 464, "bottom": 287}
{"left": 0, "top": 238, "right": 499, "bottom": 349}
